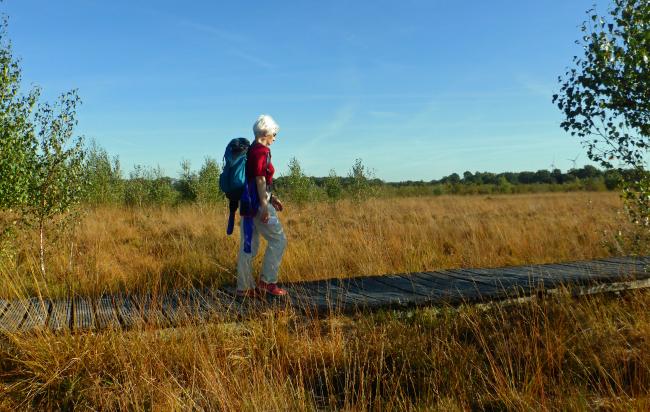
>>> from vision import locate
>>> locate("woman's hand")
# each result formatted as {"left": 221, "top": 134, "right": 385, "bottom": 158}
{"left": 271, "top": 196, "right": 284, "bottom": 212}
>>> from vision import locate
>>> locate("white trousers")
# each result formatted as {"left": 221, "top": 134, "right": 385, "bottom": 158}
{"left": 236, "top": 203, "right": 288, "bottom": 290}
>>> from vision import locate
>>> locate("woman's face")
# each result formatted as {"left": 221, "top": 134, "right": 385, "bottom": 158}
{"left": 261, "top": 133, "right": 276, "bottom": 146}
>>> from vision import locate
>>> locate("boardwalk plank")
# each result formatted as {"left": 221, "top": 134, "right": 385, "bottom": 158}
{"left": 393, "top": 273, "right": 485, "bottom": 303}
{"left": 580, "top": 258, "right": 641, "bottom": 271}
{"left": 22, "top": 298, "right": 49, "bottom": 331}
{"left": 220, "top": 286, "right": 270, "bottom": 318}
{"left": 413, "top": 271, "right": 488, "bottom": 298}
{"left": 74, "top": 296, "right": 95, "bottom": 331}
{"left": 340, "top": 276, "right": 423, "bottom": 308}
{"left": 189, "top": 287, "right": 241, "bottom": 320}
{"left": 439, "top": 269, "right": 527, "bottom": 299}
{"left": 262, "top": 292, "right": 293, "bottom": 312}
{"left": 185, "top": 287, "right": 224, "bottom": 320}
{"left": 595, "top": 258, "right": 649, "bottom": 275}
{"left": 114, "top": 294, "right": 144, "bottom": 329}
{"left": 94, "top": 295, "right": 120, "bottom": 330}
{"left": 462, "top": 266, "right": 571, "bottom": 292}
{"left": 0, "top": 300, "right": 29, "bottom": 332}
{"left": 562, "top": 260, "right": 627, "bottom": 276}
{"left": 206, "top": 288, "right": 250, "bottom": 320}
{"left": 495, "top": 267, "right": 568, "bottom": 289}
{"left": 506, "top": 264, "right": 596, "bottom": 287}
{"left": 298, "top": 279, "right": 368, "bottom": 312}
{"left": 462, "top": 266, "right": 535, "bottom": 282}
{"left": 48, "top": 298, "right": 71, "bottom": 331}
{"left": 0, "top": 299, "right": 9, "bottom": 321}
{"left": 599, "top": 256, "right": 650, "bottom": 267}
{"left": 459, "top": 268, "right": 535, "bottom": 290}
{"left": 370, "top": 275, "right": 452, "bottom": 306}
{"left": 160, "top": 291, "right": 179, "bottom": 325}
{"left": 557, "top": 261, "right": 629, "bottom": 280}
{"left": 317, "top": 279, "right": 372, "bottom": 311}
{"left": 175, "top": 289, "right": 205, "bottom": 320}
{"left": 332, "top": 277, "right": 387, "bottom": 306}
{"left": 548, "top": 263, "right": 634, "bottom": 285}
{"left": 140, "top": 294, "right": 168, "bottom": 327}
{"left": 162, "top": 291, "right": 192, "bottom": 326}
{"left": 535, "top": 264, "right": 597, "bottom": 284}
{"left": 284, "top": 281, "right": 333, "bottom": 314}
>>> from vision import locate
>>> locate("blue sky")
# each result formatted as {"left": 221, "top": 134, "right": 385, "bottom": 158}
{"left": 4, "top": 0, "right": 603, "bottom": 181}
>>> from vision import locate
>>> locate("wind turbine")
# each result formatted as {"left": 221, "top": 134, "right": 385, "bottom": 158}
{"left": 550, "top": 157, "right": 557, "bottom": 171}
{"left": 567, "top": 155, "right": 580, "bottom": 169}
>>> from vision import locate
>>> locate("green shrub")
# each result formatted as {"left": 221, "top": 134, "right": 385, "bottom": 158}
{"left": 195, "top": 157, "right": 222, "bottom": 204}
{"left": 124, "top": 165, "right": 177, "bottom": 207}
{"left": 347, "top": 158, "right": 377, "bottom": 202}
{"left": 281, "top": 157, "right": 319, "bottom": 206}
{"left": 175, "top": 159, "right": 197, "bottom": 203}
{"left": 84, "top": 141, "right": 123, "bottom": 205}
{"left": 324, "top": 169, "right": 343, "bottom": 202}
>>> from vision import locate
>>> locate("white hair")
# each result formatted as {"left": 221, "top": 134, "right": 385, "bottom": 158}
{"left": 253, "top": 114, "right": 279, "bottom": 138}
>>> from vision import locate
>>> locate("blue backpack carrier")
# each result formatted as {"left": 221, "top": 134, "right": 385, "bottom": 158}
{"left": 220, "top": 137, "right": 251, "bottom": 234}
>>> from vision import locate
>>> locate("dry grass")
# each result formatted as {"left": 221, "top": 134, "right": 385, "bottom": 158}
{"left": 1, "top": 191, "right": 648, "bottom": 410}
{"left": 0, "top": 290, "right": 648, "bottom": 410}
{"left": 0, "top": 192, "right": 630, "bottom": 298}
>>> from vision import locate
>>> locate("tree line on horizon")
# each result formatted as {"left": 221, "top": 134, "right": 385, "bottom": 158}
{"left": 80, "top": 142, "right": 625, "bottom": 208}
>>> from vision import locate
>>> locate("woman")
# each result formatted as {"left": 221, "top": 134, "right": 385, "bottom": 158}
{"left": 236, "top": 114, "right": 288, "bottom": 297}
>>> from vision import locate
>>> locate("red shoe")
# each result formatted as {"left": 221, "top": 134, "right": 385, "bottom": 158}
{"left": 256, "top": 280, "right": 288, "bottom": 296}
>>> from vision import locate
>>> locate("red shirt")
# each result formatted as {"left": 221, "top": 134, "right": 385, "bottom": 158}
{"left": 246, "top": 142, "right": 275, "bottom": 186}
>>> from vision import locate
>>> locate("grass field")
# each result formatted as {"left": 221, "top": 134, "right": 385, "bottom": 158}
{"left": 1, "top": 191, "right": 649, "bottom": 410}
{"left": 0, "top": 192, "right": 630, "bottom": 298}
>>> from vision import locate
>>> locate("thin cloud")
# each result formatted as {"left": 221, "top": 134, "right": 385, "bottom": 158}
{"left": 230, "top": 50, "right": 275, "bottom": 70}
{"left": 316, "top": 101, "right": 358, "bottom": 140}
{"left": 179, "top": 20, "right": 247, "bottom": 43}
{"left": 179, "top": 19, "right": 274, "bottom": 70}
{"left": 293, "top": 100, "right": 359, "bottom": 160}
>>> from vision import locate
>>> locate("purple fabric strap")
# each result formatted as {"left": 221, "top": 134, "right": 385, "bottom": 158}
{"left": 240, "top": 179, "right": 260, "bottom": 253}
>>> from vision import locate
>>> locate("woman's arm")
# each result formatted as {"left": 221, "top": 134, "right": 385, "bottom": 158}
{"left": 255, "top": 176, "right": 269, "bottom": 222}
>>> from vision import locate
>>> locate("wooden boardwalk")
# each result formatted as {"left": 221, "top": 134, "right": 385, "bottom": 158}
{"left": 1, "top": 256, "right": 649, "bottom": 333}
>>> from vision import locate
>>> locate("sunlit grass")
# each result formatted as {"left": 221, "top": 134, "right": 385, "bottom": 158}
{"left": 0, "top": 289, "right": 648, "bottom": 410}
{"left": 0, "top": 192, "right": 629, "bottom": 298}
{"left": 1, "top": 191, "right": 647, "bottom": 410}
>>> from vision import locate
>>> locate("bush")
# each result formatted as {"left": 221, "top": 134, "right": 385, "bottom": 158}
{"left": 84, "top": 141, "right": 123, "bottom": 205}
{"left": 604, "top": 170, "right": 622, "bottom": 191}
{"left": 196, "top": 157, "right": 222, "bottom": 204}
{"left": 324, "top": 169, "right": 343, "bottom": 202}
{"left": 347, "top": 158, "right": 377, "bottom": 202}
{"left": 281, "top": 157, "right": 319, "bottom": 206}
{"left": 175, "top": 159, "right": 197, "bottom": 203}
{"left": 124, "top": 165, "right": 177, "bottom": 207}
